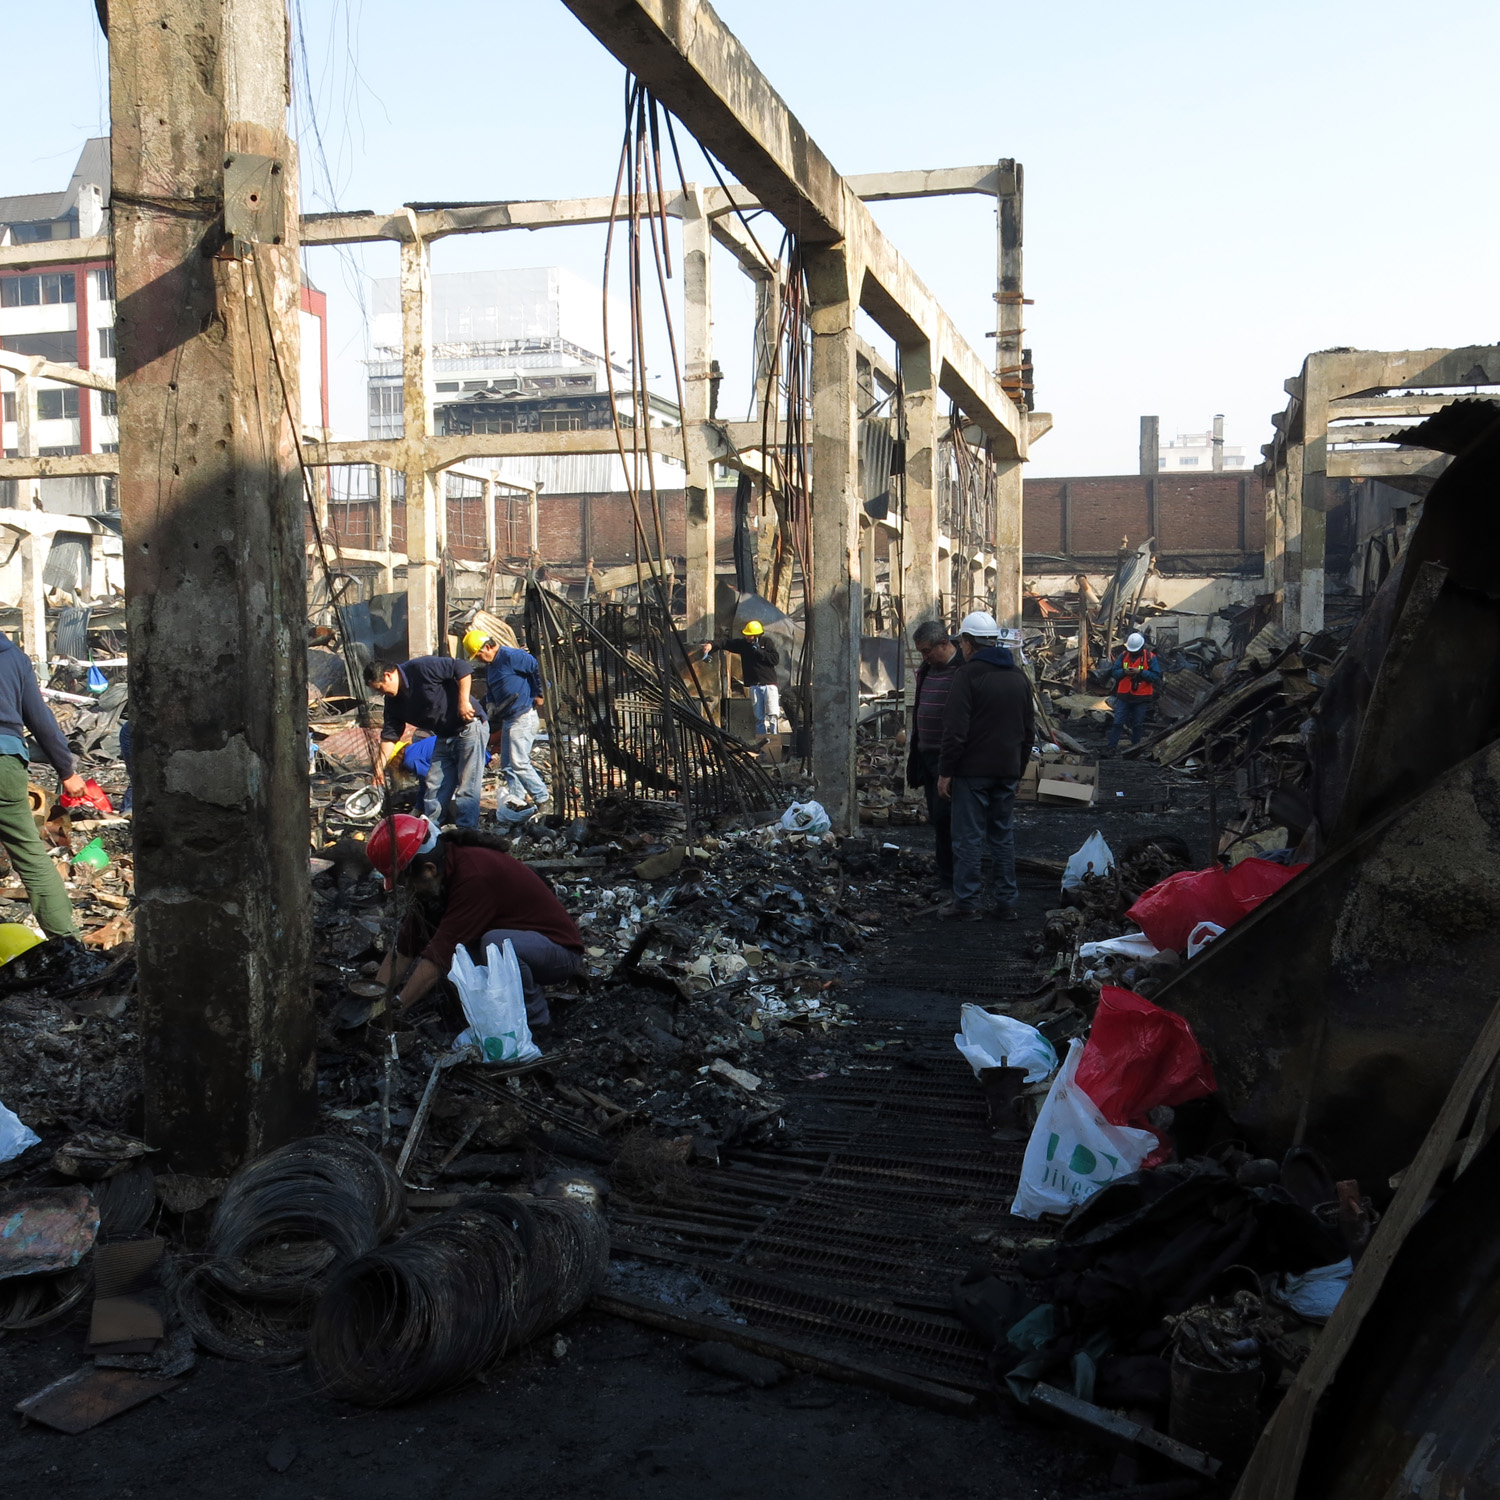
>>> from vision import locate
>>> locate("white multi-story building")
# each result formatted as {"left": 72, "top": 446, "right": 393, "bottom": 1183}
{"left": 365, "top": 266, "right": 681, "bottom": 495}
{"left": 1159, "top": 427, "right": 1250, "bottom": 471}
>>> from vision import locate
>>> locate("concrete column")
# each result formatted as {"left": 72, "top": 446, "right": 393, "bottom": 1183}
{"left": 482, "top": 476, "right": 497, "bottom": 566}
{"left": 900, "top": 338, "right": 941, "bottom": 630}
{"left": 752, "top": 271, "right": 781, "bottom": 422}
{"left": 375, "top": 464, "right": 395, "bottom": 593}
{"left": 1139, "top": 415, "right": 1160, "bottom": 476}
{"left": 682, "top": 188, "right": 715, "bottom": 640}
{"left": 805, "top": 243, "right": 861, "bottom": 834}
{"left": 1299, "top": 362, "right": 1328, "bottom": 637}
{"left": 400, "top": 236, "right": 438, "bottom": 655}
{"left": 14, "top": 367, "right": 41, "bottom": 510}
{"left": 994, "top": 457, "right": 1023, "bottom": 631}
{"left": 111, "top": 0, "right": 314, "bottom": 1171}
{"left": 996, "top": 161, "right": 1024, "bottom": 398}
{"left": 1282, "top": 440, "right": 1304, "bottom": 633}
{"left": 18, "top": 533, "right": 46, "bottom": 673}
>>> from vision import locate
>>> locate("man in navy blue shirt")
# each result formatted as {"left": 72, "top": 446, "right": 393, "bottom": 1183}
{"left": 365, "top": 655, "right": 487, "bottom": 828}
{"left": 463, "top": 630, "right": 549, "bottom": 811}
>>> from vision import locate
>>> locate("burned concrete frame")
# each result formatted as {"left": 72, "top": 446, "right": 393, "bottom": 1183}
{"left": 1259, "top": 343, "right": 1500, "bottom": 637}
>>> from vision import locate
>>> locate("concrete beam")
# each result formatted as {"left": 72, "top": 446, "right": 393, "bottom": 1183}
{"left": 111, "top": 0, "right": 314, "bottom": 1171}
{"left": 1326, "top": 448, "right": 1451, "bottom": 481}
{"left": 0, "top": 351, "right": 115, "bottom": 393}
{"left": 0, "top": 235, "right": 112, "bottom": 271}
{"left": 0, "top": 454, "right": 120, "bottom": 481}
{"left": 559, "top": 0, "right": 846, "bottom": 244}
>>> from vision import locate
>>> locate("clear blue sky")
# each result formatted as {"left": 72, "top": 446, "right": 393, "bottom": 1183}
{"left": 5, "top": 1, "right": 1497, "bottom": 474}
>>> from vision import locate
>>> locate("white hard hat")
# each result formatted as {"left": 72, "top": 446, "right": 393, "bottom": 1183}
{"left": 958, "top": 610, "right": 1001, "bottom": 639}
{"left": 1125, "top": 632, "right": 1146, "bottom": 652}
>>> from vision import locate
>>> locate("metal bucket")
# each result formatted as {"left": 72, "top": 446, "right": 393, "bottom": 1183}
{"left": 1169, "top": 1348, "right": 1264, "bottom": 1469}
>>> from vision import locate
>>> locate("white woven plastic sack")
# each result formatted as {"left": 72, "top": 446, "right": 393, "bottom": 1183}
{"left": 1062, "top": 831, "right": 1115, "bottom": 891}
{"left": 954, "top": 1005, "right": 1057, "bottom": 1083}
{"left": 1011, "top": 1039, "right": 1157, "bottom": 1219}
{"left": 1275, "top": 1257, "right": 1353, "bottom": 1323}
{"left": 0, "top": 1098, "right": 39, "bottom": 1163}
{"left": 449, "top": 940, "right": 542, "bottom": 1064}
{"left": 780, "top": 801, "right": 831, "bottom": 837}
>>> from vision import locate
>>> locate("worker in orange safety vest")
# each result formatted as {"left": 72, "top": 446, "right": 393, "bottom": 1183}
{"left": 1105, "top": 631, "right": 1163, "bottom": 751}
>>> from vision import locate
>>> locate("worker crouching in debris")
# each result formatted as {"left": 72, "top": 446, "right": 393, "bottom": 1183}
{"left": 1105, "top": 631, "right": 1162, "bottom": 752}
{"left": 702, "top": 619, "right": 781, "bottom": 737}
{"left": 905, "top": 619, "right": 960, "bottom": 893}
{"left": 367, "top": 813, "right": 583, "bottom": 1030}
{"left": 0, "top": 635, "right": 87, "bottom": 938}
{"left": 937, "top": 610, "right": 1036, "bottom": 923}
{"left": 366, "top": 655, "right": 487, "bottom": 829}
{"left": 462, "top": 628, "right": 550, "bottom": 814}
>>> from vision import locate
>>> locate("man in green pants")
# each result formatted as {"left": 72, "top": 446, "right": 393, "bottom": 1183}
{"left": 0, "top": 635, "right": 85, "bottom": 938}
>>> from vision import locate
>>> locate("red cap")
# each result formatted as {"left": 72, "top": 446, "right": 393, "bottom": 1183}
{"left": 365, "top": 814, "right": 439, "bottom": 890}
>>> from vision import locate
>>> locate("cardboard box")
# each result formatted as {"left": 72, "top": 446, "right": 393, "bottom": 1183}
{"left": 1016, "top": 762, "right": 1042, "bottom": 803}
{"left": 1037, "top": 763, "right": 1099, "bottom": 806}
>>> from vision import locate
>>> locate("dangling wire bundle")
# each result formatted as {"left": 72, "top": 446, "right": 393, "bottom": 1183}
{"left": 307, "top": 1193, "right": 608, "bottom": 1407}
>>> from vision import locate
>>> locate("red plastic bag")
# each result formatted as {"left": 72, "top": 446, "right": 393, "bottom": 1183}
{"left": 59, "top": 778, "right": 113, "bottom": 815}
{"left": 1125, "top": 857, "right": 1305, "bottom": 954}
{"left": 1076, "top": 987, "right": 1219, "bottom": 1166}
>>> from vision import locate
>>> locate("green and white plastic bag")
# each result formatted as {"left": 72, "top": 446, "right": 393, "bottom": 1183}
{"left": 1011, "top": 1038, "right": 1156, "bottom": 1219}
{"left": 449, "top": 940, "right": 541, "bottom": 1064}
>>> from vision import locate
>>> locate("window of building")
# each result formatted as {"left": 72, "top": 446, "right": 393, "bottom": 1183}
{"left": 435, "top": 381, "right": 460, "bottom": 393}
{"left": 563, "top": 376, "right": 594, "bottom": 389}
{"left": 9, "top": 218, "right": 74, "bottom": 244}
{"left": 97, "top": 327, "right": 115, "bottom": 358}
{"left": 39, "top": 445, "right": 81, "bottom": 457}
{"left": 93, "top": 268, "right": 116, "bottom": 302}
{"left": 100, "top": 442, "right": 119, "bottom": 454}
{"left": 0, "top": 272, "right": 76, "bottom": 307}
{"left": 2, "top": 394, "right": 13, "bottom": 424}
{"left": 37, "top": 388, "right": 80, "bottom": 421}
{"left": 0, "top": 332, "right": 77, "bottom": 364}
{"left": 99, "top": 390, "right": 117, "bottom": 417}
{"left": 538, "top": 410, "right": 583, "bottom": 433}
{"left": 461, "top": 380, "right": 489, "bottom": 391}
{"left": 1179, "top": 455, "right": 1200, "bottom": 466}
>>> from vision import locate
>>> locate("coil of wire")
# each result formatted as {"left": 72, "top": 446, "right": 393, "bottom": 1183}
{"left": 176, "top": 1135, "right": 404, "bottom": 1364}
{"left": 308, "top": 1193, "right": 608, "bottom": 1406}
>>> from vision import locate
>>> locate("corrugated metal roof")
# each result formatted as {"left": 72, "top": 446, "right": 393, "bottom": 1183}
{"left": 1387, "top": 397, "right": 1500, "bottom": 456}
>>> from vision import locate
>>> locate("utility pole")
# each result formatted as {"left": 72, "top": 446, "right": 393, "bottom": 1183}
{"left": 111, "top": 0, "right": 315, "bottom": 1171}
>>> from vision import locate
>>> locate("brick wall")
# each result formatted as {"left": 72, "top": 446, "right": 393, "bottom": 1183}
{"left": 312, "top": 486, "right": 741, "bottom": 568}
{"left": 1023, "top": 472, "right": 1263, "bottom": 563}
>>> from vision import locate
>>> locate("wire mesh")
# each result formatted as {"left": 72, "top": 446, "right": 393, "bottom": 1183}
{"left": 526, "top": 582, "right": 778, "bottom": 823}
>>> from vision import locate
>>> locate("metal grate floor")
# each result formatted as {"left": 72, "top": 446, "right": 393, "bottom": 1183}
{"left": 608, "top": 1046, "right": 1046, "bottom": 1391}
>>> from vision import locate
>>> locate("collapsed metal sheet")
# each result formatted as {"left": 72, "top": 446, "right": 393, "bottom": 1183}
{"left": 1159, "top": 735, "right": 1500, "bottom": 1190}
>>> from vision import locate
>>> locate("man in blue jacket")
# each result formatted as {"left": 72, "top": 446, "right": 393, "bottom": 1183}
{"left": 1105, "top": 632, "right": 1163, "bottom": 751}
{"left": 463, "top": 629, "right": 550, "bottom": 811}
{"left": 365, "top": 655, "right": 486, "bottom": 828}
{"left": 0, "top": 635, "right": 88, "bottom": 936}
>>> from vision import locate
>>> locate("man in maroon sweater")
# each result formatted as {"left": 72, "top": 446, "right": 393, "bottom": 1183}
{"left": 370, "top": 816, "right": 582, "bottom": 1027}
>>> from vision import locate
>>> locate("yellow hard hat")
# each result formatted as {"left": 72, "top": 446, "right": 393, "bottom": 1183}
{"left": 461, "top": 627, "right": 492, "bottom": 659}
{"left": 0, "top": 923, "right": 42, "bottom": 965}
{"left": 741, "top": 619, "right": 764, "bottom": 637}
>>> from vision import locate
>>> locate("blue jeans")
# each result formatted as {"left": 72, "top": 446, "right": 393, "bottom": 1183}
{"left": 501, "top": 708, "right": 549, "bottom": 805}
{"left": 478, "top": 927, "right": 583, "bottom": 1026}
{"left": 950, "top": 775, "right": 1019, "bottom": 911}
{"left": 423, "top": 716, "right": 488, "bottom": 829}
{"left": 749, "top": 684, "right": 780, "bottom": 737}
{"left": 1108, "top": 695, "right": 1150, "bottom": 749}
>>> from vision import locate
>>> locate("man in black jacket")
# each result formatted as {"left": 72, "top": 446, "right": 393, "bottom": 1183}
{"left": 702, "top": 619, "right": 782, "bottom": 737}
{"left": 938, "top": 611, "right": 1035, "bottom": 921}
